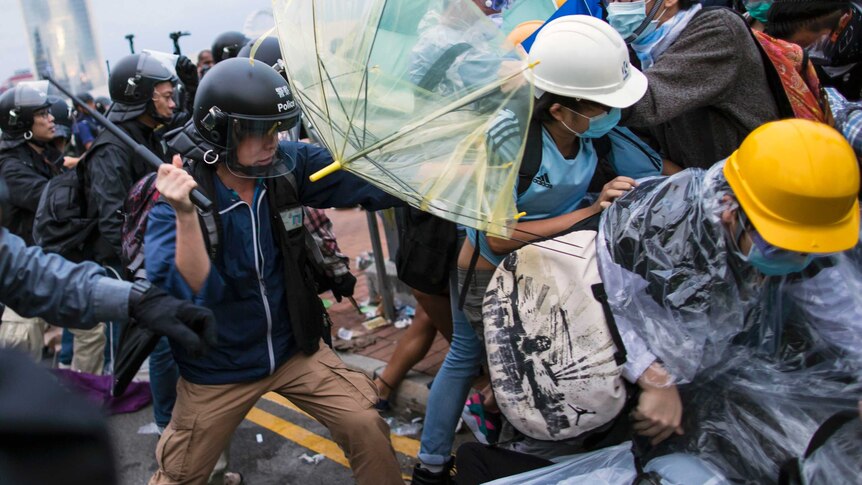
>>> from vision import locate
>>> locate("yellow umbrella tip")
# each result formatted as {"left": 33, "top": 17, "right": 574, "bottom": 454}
{"left": 527, "top": 60, "right": 541, "bottom": 69}
{"left": 515, "top": 211, "right": 527, "bottom": 220}
{"left": 309, "top": 160, "right": 343, "bottom": 182}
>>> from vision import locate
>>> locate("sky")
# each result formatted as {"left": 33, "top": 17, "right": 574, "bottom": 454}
{"left": 0, "top": 0, "right": 273, "bottom": 84}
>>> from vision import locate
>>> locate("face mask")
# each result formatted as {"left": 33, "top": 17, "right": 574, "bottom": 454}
{"left": 607, "top": 1, "right": 648, "bottom": 40}
{"left": 732, "top": 211, "right": 814, "bottom": 276}
{"left": 560, "top": 107, "right": 621, "bottom": 139}
{"left": 743, "top": 1, "right": 771, "bottom": 24}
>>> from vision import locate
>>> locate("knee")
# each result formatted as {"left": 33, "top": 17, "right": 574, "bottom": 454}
{"left": 331, "top": 408, "right": 391, "bottom": 447}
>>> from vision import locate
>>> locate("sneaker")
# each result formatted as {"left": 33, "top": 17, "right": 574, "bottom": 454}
{"left": 410, "top": 460, "right": 453, "bottom": 485}
{"left": 460, "top": 393, "right": 501, "bottom": 445}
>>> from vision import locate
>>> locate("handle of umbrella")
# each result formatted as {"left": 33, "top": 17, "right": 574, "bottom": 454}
{"left": 309, "top": 160, "right": 343, "bottom": 182}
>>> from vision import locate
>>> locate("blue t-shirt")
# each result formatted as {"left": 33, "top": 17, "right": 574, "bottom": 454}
{"left": 469, "top": 125, "right": 662, "bottom": 266}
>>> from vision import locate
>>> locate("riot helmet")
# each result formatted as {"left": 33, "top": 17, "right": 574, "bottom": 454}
{"left": 0, "top": 81, "right": 52, "bottom": 139}
{"left": 189, "top": 57, "right": 301, "bottom": 178}
{"left": 237, "top": 36, "right": 283, "bottom": 67}
{"left": 95, "top": 96, "right": 111, "bottom": 115}
{"left": 211, "top": 31, "right": 249, "bottom": 64}
{"left": 107, "top": 51, "right": 178, "bottom": 122}
{"left": 48, "top": 96, "right": 74, "bottom": 141}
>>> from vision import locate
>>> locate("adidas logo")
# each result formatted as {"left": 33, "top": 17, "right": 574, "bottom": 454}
{"left": 532, "top": 173, "right": 553, "bottom": 189}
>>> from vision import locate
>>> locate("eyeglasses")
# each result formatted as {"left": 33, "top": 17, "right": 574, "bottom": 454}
{"left": 152, "top": 90, "right": 175, "bottom": 102}
{"left": 33, "top": 109, "right": 51, "bottom": 119}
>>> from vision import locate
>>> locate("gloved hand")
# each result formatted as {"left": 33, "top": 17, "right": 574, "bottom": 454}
{"left": 175, "top": 55, "right": 199, "bottom": 91}
{"left": 128, "top": 282, "right": 217, "bottom": 357}
{"left": 330, "top": 272, "right": 357, "bottom": 303}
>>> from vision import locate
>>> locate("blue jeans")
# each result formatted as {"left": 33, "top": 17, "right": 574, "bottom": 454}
{"left": 149, "top": 337, "right": 179, "bottom": 429}
{"left": 59, "top": 328, "right": 73, "bottom": 365}
{"left": 418, "top": 271, "right": 485, "bottom": 466}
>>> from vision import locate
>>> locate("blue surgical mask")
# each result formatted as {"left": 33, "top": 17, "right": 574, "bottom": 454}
{"left": 607, "top": 1, "right": 648, "bottom": 40}
{"left": 732, "top": 211, "right": 814, "bottom": 276}
{"left": 561, "top": 107, "right": 621, "bottom": 139}
{"left": 608, "top": 0, "right": 662, "bottom": 43}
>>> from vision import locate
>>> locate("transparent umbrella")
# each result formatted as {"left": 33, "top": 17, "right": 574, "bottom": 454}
{"left": 271, "top": 0, "right": 535, "bottom": 236}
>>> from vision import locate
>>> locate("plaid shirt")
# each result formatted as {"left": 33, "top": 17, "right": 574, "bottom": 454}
{"left": 826, "top": 87, "right": 862, "bottom": 158}
{"left": 303, "top": 207, "right": 350, "bottom": 277}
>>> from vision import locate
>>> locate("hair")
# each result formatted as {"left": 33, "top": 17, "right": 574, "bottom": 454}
{"left": 765, "top": 0, "right": 851, "bottom": 40}
{"left": 197, "top": 49, "right": 212, "bottom": 62}
{"left": 532, "top": 92, "right": 599, "bottom": 122}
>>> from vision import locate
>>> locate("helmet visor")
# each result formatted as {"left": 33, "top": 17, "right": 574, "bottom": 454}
{"left": 224, "top": 116, "right": 296, "bottom": 178}
{"left": 14, "top": 81, "right": 51, "bottom": 109}
{"left": 141, "top": 49, "right": 179, "bottom": 79}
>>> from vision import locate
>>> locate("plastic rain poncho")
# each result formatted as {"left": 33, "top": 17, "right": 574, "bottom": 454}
{"left": 594, "top": 162, "right": 862, "bottom": 482}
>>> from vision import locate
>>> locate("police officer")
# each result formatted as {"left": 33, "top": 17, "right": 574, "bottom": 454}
{"left": 147, "top": 58, "right": 403, "bottom": 485}
{"left": 84, "top": 51, "right": 198, "bottom": 267}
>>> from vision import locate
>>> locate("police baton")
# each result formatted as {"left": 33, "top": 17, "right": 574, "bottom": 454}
{"left": 43, "top": 74, "right": 213, "bottom": 211}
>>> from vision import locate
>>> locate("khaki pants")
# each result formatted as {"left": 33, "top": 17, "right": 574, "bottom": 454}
{"left": 69, "top": 323, "right": 106, "bottom": 375}
{"left": 149, "top": 344, "right": 402, "bottom": 485}
{"left": 0, "top": 306, "right": 48, "bottom": 361}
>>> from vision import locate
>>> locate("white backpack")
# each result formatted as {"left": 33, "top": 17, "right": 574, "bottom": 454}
{"left": 483, "top": 229, "right": 628, "bottom": 441}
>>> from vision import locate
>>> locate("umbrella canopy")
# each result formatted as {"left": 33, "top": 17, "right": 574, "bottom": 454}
{"left": 272, "top": 0, "right": 535, "bottom": 236}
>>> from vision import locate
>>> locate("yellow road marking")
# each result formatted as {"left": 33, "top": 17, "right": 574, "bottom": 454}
{"left": 244, "top": 407, "right": 350, "bottom": 467}
{"left": 259, "top": 392, "right": 421, "bottom": 458}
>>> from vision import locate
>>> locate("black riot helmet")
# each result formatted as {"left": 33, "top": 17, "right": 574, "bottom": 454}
{"left": 94, "top": 96, "right": 111, "bottom": 115}
{"left": 107, "top": 51, "right": 177, "bottom": 122}
{"left": 0, "top": 81, "right": 52, "bottom": 140}
{"left": 183, "top": 57, "right": 301, "bottom": 178}
{"left": 211, "top": 31, "right": 249, "bottom": 64}
{"left": 237, "top": 36, "right": 283, "bottom": 67}
{"left": 48, "top": 96, "right": 74, "bottom": 140}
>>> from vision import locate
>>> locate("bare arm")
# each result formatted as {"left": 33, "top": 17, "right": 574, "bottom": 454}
{"left": 487, "top": 176, "right": 638, "bottom": 254}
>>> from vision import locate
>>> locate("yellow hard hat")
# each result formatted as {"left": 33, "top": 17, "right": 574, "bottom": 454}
{"left": 724, "top": 119, "right": 860, "bottom": 253}
{"left": 506, "top": 20, "right": 545, "bottom": 48}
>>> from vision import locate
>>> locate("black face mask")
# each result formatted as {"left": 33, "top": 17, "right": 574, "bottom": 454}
{"left": 813, "top": 5, "right": 862, "bottom": 66}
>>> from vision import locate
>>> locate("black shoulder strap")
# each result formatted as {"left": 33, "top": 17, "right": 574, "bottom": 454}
{"left": 417, "top": 42, "right": 472, "bottom": 92}
{"left": 517, "top": 118, "right": 545, "bottom": 195}
{"left": 188, "top": 162, "right": 221, "bottom": 261}
{"left": 591, "top": 283, "right": 627, "bottom": 366}
{"left": 778, "top": 410, "right": 858, "bottom": 485}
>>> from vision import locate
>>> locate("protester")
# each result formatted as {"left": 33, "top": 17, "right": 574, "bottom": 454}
{"left": 768, "top": 0, "right": 862, "bottom": 102}
{"left": 412, "top": 14, "right": 664, "bottom": 484}
{"left": 607, "top": 0, "right": 780, "bottom": 168}
{"left": 453, "top": 118, "right": 861, "bottom": 484}
{"left": 597, "top": 119, "right": 861, "bottom": 482}
{"left": 145, "top": 58, "right": 403, "bottom": 485}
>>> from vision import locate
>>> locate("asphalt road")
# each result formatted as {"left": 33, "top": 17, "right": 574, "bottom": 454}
{"left": 108, "top": 392, "right": 471, "bottom": 484}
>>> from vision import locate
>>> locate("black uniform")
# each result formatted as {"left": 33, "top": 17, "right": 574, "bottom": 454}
{"left": 84, "top": 120, "right": 169, "bottom": 264}
{"left": 0, "top": 142, "right": 62, "bottom": 245}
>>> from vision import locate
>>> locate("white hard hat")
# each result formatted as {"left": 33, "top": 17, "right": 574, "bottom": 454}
{"left": 523, "top": 15, "right": 647, "bottom": 109}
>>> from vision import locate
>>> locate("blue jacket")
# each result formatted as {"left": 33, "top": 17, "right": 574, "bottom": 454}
{"left": 145, "top": 141, "right": 401, "bottom": 385}
{"left": 0, "top": 228, "right": 130, "bottom": 327}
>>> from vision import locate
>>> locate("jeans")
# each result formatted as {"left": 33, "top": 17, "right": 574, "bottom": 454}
{"left": 59, "top": 328, "right": 73, "bottom": 365}
{"left": 149, "top": 337, "right": 179, "bottom": 429}
{"left": 418, "top": 269, "right": 487, "bottom": 466}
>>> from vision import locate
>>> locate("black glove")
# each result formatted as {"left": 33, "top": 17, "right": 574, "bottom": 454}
{"left": 330, "top": 272, "right": 357, "bottom": 303}
{"left": 128, "top": 282, "right": 217, "bottom": 357}
{"left": 175, "top": 55, "right": 199, "bottom": 91}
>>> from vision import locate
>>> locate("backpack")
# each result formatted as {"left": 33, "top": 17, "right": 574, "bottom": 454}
{"left": 120, "top": 171, "right": 219, "bottom": 281}
{"left": 32, "top": 163, "right": 98, "bottom": 263}
{"left": 482, "top": 220, "right": 628, "bottom": 441}
{"left": 517, "top": 118, "right": 618, "bottom": 197}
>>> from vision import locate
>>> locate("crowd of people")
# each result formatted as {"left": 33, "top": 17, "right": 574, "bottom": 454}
{"left": 0, "top": 0, "right": 861, "bottom": 484}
